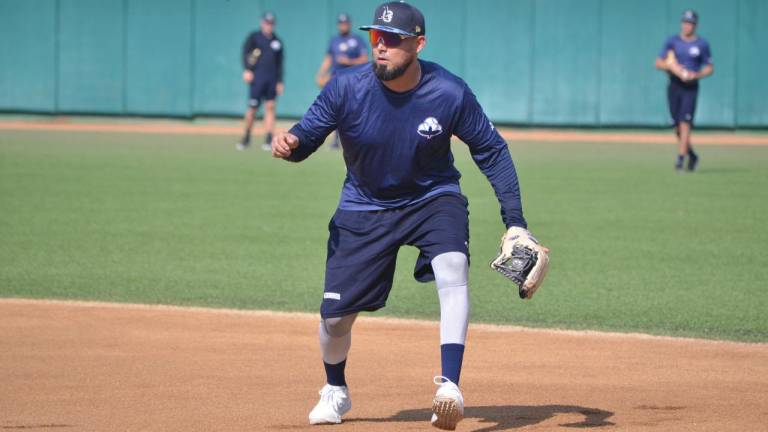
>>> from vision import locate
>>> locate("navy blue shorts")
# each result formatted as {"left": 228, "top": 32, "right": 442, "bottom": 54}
{"left": 321, "top": 193, "right": 470, "bottom": 318}
{"left": 248, "top": 79, "right": 277, "bottom": 108}
{"left": 667, "top": 82, "right": 698, "bottom": 126}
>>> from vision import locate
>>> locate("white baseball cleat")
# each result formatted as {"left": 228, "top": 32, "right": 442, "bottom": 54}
{"left": 308, "top": 384, "right": 351, "bottom": 425}
{"left": 431, "top": 376, "right": 464, "bottom": 430}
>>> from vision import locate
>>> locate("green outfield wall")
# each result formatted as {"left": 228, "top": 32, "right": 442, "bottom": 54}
{"left": 0, "top": 0, "right": 766, "bottom": 127}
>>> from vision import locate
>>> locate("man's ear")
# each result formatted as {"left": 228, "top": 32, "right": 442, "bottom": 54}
{"left": 416, "top": 36, "right": 426, "bottom": 53}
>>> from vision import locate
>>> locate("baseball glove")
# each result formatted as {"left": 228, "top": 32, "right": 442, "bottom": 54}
{"left": 490, "top": 227, "right": 550, "bottom": 299}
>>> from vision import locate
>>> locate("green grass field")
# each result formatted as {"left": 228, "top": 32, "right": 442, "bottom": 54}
{"left": 1, "top": 129, "right": 766, "bottom": 341}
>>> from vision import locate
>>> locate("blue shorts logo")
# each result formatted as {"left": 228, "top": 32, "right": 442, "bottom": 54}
{"left": 417, "top": 117, "right": 443, "bottom": 139}
{"left": 324, "top": 292, "right": 341, "bottom": 300}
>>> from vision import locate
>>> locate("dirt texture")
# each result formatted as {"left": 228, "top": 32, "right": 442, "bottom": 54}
{"left": 1, "top": 300, "right": 766, "bottom": 431}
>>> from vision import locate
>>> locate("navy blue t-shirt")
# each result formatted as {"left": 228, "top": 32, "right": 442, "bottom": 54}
{"left": 242, "top": 31, "right": 284, "bottom": 82}
{"left": 327, "top": 33, "right": 367, "bottom": 74}
{"left": 658, "top": 35, "right": 712, "bottom": 86}
{"left": 288, "top": 60, "right": 526, "bottom": 228}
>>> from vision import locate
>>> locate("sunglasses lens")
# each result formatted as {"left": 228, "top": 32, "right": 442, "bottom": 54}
{"left": 369, "top": 30, "right": 403, "bottom": 47}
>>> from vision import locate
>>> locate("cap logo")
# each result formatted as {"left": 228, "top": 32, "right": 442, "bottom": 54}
{"left": 379, "top": 6, "right": 393, "bottom": 23}
{"left": 414, "top": 25, "right": 421, "bottom": 34}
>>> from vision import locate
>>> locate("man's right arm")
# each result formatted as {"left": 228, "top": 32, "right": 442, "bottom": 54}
{"left": 654, "top": 37, "right": 689, "bottom": 80}
{"left": 242, "top": 33, "right": 254, "bottom": 83}
{"left": 242, "top": 33, "right": 253, "bottom": 70}
{"left": 272, "top": 76, "right": 340, "bottom": 162}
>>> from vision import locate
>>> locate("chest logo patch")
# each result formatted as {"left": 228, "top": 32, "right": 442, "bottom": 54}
{"left": 270, "top": 40, "right": 282, "bottom": 51}
{"left": 417, "top": 117, "right": 443, "bottom": 139}
{"left": 688, "top": 46, "right": 700, "bottom": 57}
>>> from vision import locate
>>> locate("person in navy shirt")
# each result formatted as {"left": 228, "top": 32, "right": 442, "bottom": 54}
{"left": 238, "top": 12, "right": 284, "bottom": 151}
{"left": 655, "top": 10, "right": 714, "bottom": 171}
{"left": 316, "top": 13, "right": 369, "bottom": 87}
{"left": 272, "top": 2, "right": 548, "bottom": 429}
{"left": 315, "top": 13, "right": 369, "bottom": 149}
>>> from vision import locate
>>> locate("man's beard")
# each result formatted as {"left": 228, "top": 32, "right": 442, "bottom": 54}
{"left": 372, "top": 54, "right": 414, "bottom": 82}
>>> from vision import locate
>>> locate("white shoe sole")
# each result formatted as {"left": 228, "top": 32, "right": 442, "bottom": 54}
{"left": 431, "top": 397, "right": 462, "bottom": 430}
{"left": 309, "top": 416, "right": 342, "bottom": 425}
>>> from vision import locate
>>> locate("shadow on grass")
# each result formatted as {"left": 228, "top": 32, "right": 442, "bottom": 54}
{"left": 348, "top": 404, "right": 615, "bottom": 431}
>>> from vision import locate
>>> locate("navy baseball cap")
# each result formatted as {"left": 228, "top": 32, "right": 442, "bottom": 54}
{"left": 682, "top": 9, "right": 698, "bottom": 24}
{"left": 360, "top": 1, "right": 425, "bottom": 37}
{"left": 262, "top": 11, "right": 276, "bottom": 24}
{"left": 337, "top": 13, "right": 350, "bottom": 24}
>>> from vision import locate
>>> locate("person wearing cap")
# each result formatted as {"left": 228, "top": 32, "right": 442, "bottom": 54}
{"left": 315, "top": 13, "right": 369, "bottom": 149}
{"left": 271, "top": 2, "right": 549, "bottom": 429}
{"left": 655, "top": 10, "right": 713, "bottom": 172}
{"left": 238, "top": 11, "right": 284, "bottom": 151}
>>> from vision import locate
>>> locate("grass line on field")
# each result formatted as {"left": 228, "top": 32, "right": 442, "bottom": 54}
{"left": 2, "top": 298, "right": 765, "bottom": 348}
{"left": 1, "top": 118, "right": 767, "bottom": 145}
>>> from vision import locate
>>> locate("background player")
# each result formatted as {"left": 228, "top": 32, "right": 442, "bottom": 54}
{"left": 315, "top": 13, "right": 368, "bottom": 149}
{"left": 238, "top": 12, "right": 284, "bottom": 151}
{"left": 271, "top": 2, "right": 548, "bottom": 429}
{"left": 655, "top": 10, "right": 713, "bottom": 172}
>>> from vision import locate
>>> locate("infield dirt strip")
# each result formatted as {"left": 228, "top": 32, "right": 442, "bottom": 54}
{"left": 1, "top": 300, "right": 766, "bottom": 431}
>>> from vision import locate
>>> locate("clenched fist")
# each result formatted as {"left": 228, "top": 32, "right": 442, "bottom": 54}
{"left": 272, "top": 132, "right": 299, "bottom": 159}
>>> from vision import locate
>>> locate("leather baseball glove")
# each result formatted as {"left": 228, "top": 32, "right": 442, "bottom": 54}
{"left": 490, "top": 227, "right": 550, "bottom": 299}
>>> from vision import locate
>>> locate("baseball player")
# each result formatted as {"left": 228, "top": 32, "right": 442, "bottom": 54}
{"left": 272, "top": 2, "right": 549, "bottom": 430}
{"left": 238, "top": 11, "right": 284, "bottom": 151}
{"left": 315, "top": 13, "right": 369, "bottom": 149}
{"left": 655, "top": 10, "right": 713, "bottom": 171}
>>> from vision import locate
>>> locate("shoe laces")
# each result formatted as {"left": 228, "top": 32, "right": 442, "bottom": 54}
{"left": 433, "top": 376, "right": 462, "bottom": 400}
{"left": 319, "top": 385, "right": 348, "bottom": 410}
{"left": 433, "top": 375, "right": 455, "bottom": 386}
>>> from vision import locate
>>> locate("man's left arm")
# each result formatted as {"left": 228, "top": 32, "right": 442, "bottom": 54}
{"left": 276, "top": 37, "right": 284, "bottom": 93}
{"left": 454, "top": 84, "right": 550, "bottom": 299}
{"left": 454, "top": 85, "right": 525, "bottom": 229}
{"left": 694, "top": 42, "right": 713, "bottom": 80}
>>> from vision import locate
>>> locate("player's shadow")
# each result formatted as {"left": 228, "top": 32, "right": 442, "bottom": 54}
{"left": 349, "top": 404, "right": 615, "bottom": 431}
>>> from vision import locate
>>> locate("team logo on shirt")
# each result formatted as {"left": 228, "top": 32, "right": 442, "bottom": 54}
{"left": 417, "top": 117, "right": 443, "bottom": 139}
{"left": 379, "top": 6, "right": 393, "bottom": 23}
{"left": 688, "top": 46, "right": 700, "bottom": 57}
{"left": 339, "top": 42, "right": 348, "bottom": 52}
{"left": 270, "top": 40, "right": 282, "bottom": 51}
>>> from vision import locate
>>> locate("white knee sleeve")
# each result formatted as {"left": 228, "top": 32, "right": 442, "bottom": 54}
{"left": 319, "top": 314, "right": 357, "bottom": 364}
{"left": 432, "top": 252, "right": 470, "bottom": 345}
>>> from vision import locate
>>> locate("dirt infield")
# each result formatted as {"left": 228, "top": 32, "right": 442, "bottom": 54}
{"left": 1, "top": 118, "right": 767, "bottom": 146}
{"left": 1, "top": 300, "right": 766, "bottom": 431}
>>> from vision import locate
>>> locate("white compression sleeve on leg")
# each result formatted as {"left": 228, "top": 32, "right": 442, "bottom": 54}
{"left": 432, "top": 252, "right": 470, "bottom": 345}
{"left": 319, "top": 314, "right": 356, "bottom": 365}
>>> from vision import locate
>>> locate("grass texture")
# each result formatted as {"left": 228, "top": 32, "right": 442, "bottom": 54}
{"left": 1, "top": 129, "right": 766, "bottom": 341}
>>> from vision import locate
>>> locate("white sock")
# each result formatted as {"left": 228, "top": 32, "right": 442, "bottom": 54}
{"left": 432, "top": 252, "right": 470, "bottom": 345}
